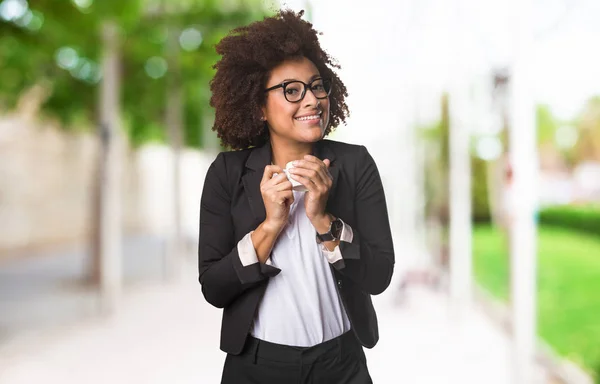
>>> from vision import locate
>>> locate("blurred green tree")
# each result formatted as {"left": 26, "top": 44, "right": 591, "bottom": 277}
{"left": 0, "top": 0, "right": 271, "bottom": 147}
{"left": 537, "top": 104, "right": 559, "bottom": 145}
{"left": 419, "top": 93, "right": 451, "bottom": 267}
{"left": 0, "top": 0, "right": 273, "bottom": 294}
{"left": 573, "top": 96, "right": 600, "bottom": 163}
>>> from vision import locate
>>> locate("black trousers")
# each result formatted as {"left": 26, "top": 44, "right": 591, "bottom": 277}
{"left": 221, "top": 331, "right": 373, "bottom": 384}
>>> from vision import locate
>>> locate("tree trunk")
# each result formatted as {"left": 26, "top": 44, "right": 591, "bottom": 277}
{"left": 449, "top": 83, "right": 473, "bottom": 314}
{"left": 89, "top": 20, "right": 123, "bottom": 313}
{"left": 164, "top": 25, "right": 184, "bottom": 281}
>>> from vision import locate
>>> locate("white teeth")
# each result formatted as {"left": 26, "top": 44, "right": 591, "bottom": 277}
{"left": 295, "top": 115, "right": 320, "bottom": 121}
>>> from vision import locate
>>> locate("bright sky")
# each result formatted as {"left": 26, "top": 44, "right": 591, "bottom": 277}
{"left": 280, "top": 0, "right": 600, "bottom": 122}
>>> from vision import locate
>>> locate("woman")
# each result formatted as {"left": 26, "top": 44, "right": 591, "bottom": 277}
{"left": 199, "top": 10, "right": 395, "bottom": 383}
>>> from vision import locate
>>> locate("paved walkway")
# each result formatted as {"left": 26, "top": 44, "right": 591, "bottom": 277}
{"left": 0, "top": 238, "right": 551, "bottom": 383}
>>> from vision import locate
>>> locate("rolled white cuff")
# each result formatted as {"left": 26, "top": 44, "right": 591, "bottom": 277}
{"left": 238, "top": 231, "right": 272, "bottom": 266}
{"left": 320, "top": 220, "right": 353, "bottom": 264}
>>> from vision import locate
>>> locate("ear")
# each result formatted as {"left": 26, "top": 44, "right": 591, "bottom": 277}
{"left": 260, "top": 106, "right": 267, "bottom": 121}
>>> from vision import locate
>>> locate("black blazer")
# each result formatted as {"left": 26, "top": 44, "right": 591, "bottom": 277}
{"left": 198, "top": 139, "right": 395, "bottom": 355}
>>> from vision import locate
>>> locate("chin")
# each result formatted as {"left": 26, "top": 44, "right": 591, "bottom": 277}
{"left": 299, "top": 128, "right": 324, "bottom": 143}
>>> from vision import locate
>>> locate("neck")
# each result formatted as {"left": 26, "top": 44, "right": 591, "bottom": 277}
{"left": 270, "top": 137, "right": 314, "bottom": 168}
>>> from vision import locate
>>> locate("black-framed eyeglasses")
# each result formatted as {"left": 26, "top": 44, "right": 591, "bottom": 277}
{"left": 265, "top": 77, "right": 332, "bottom": 103}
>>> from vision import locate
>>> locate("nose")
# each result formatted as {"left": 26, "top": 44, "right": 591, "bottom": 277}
{"left": 302, "top": 86, "right": 319, "bottom": 108}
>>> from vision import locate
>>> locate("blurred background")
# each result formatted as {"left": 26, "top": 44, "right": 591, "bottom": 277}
{"left": 0, "top": 0, "right": 599, "bottom": 383}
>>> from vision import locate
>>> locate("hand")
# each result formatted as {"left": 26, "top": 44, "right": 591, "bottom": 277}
{"left": 287, "top": 155, "right": 333, "bottom": 224}
{"left": 260, "top": 165, "right": 294, "bottom": 233}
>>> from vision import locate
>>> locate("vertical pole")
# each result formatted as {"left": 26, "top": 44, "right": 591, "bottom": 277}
{"left": 98, "top": 20, "right": 123, "bottom": 313}
{"left": 508, "top": 0, "right": 538, "bottom": 382}
{"left": 165, "top": 25, "right": 184, "bottom": 282}
{"left": 449, "top": 0, "right": 472, "bottom": 316}
{"left": 449, "top": 86, "right": 473, "bottom": 314}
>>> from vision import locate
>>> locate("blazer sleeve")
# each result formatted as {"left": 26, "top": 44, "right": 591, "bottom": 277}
{"left": 334, "top": 145, "right": 395, "bottom": 295}
{"left": 198, "top": 153, "right": 280, "bottom": 309}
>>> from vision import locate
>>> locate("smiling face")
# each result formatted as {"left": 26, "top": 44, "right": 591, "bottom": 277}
{"left": 262, "top": 56, "right": 331, "bottom": 145}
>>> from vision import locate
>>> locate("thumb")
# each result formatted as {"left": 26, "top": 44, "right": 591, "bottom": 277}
{"left": 323, "top": 159, "right": 331, "bottom": 168}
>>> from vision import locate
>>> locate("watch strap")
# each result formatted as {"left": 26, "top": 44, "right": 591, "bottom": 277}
{"left": 316, "top": 217, "right": 342, "bottom": 243}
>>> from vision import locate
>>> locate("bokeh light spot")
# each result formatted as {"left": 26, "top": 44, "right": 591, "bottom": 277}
{"left": 145, "top": 57, "right": 168, "bottom": 79}
{"left": 179, "top": 27, "right": 203, "bottom": 51}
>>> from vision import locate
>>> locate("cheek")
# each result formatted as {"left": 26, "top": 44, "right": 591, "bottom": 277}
{"left": 267, "top": 98, "right": 297, "bottom": 121}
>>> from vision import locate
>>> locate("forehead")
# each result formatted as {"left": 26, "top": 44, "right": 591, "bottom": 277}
{"left": 267, "top": 57, "right": 320, "bottom": 84}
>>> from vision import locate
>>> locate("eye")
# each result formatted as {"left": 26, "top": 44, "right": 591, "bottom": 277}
{"left": 284, "top": 82, "right": 303, "bottom": 95}
{"left": 312, "top": 84, "right": 325, "bottom": 91}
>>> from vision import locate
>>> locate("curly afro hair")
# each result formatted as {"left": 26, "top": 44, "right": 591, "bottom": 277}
{"left": 209, "top": 9, "right": 349, "bottom": 150}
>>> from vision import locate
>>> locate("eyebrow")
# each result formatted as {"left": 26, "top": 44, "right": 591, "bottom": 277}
{"left": 279, "top": 74, "right": 321, "bottom": 83}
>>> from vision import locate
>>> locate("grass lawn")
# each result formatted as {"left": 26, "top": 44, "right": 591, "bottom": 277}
{"left": 473, "top": 225, "right": 600, "bottom": 377}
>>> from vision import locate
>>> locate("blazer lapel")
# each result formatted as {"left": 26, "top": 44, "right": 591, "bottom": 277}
{"left": 314, "top": 140, "right": 339, "bottom": 213}
{"left": 242, "top": 142, "right": 271, "bottom": 225}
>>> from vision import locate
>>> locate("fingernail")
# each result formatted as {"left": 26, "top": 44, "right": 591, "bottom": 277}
{"left": 292, "top": 161, "right": 299, "bottom": 166}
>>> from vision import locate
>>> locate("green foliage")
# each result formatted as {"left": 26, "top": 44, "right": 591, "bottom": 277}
{"left": 538, "top": 205, "right": 600, "bottom": 237}
{"left": 474, "top": 224, "right": 600, "bottom": 378}
{"left": 420, "top": 93, "right": 492, "bottom": 224}
{"left": 537, "top": 104, "right": 559, "bottom": 145}
{"left": 419, "top": 120, "right": 445, "bottom": 221}
{"left": 573, "top": 96, "right": 600, "bottom": 162}
{"left": 0, "top": 0, "right": 272, "bottom": 147}
{"left": 419, "top": 93, "right": 450, "bottom": 225}
{"left": 471, "top": 156, "right": 491, "bottom": 223}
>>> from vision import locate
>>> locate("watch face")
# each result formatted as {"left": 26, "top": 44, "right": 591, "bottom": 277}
{"left": 331, "top": 219, "right": 344, "bottom": 239}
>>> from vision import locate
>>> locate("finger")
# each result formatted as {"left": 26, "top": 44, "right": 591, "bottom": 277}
{"left": 293, "top": 158, "right": 329, "bottom": 183}
{"left": 320, "top": 159, "right": 333, "bottom": 183}
{"left": 263, "top": 180, "right": 293, "bottom": 198}
{"left": 261, "top": 165, "right": 284, "bottom": 185}
{"left": 271, "top": 172, "right": 289, "bottom": 184}
{"left": 263, "top": 171, "right": 287, "bottom": 188}
{"left": 289, "top": 163, "right": 330, "bottom": 188}
{"left": 274, "top": 190, "right": 294, "bottom": 205}
{"left": 302, "top": 155, "right": 323, "bottom": 164}
{"left": 293, "top": 158, "right": 322, "bottom": 172}
{"left": 273, "top": 180, "right": 293, "bottom": 191}
{"left": 288, "top": 171, "right": 319, "bottom": 192}
{"left": 261, "top": 174, "right": 288, "bottom": 197}
{"left": 301, "top": 156, "right": 331, "bottom": 180}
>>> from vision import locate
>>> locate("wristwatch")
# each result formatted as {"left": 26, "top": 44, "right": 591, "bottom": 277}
{"left": 316, "top": 217, "right": 344, "bottom": 243}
